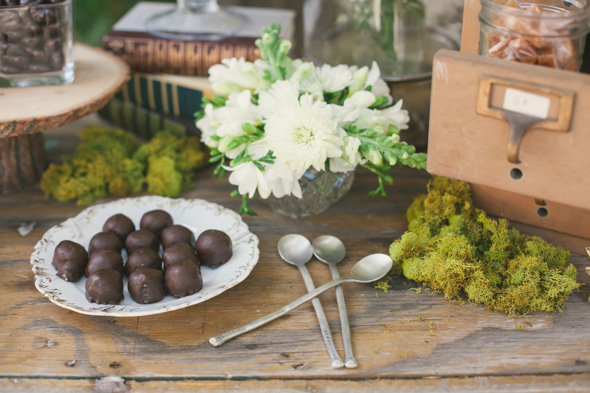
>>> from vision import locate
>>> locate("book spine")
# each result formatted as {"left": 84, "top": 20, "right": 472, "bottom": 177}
{"left": 103, "top": 34, "right": 262, "bottom": 76}
{"left": 98, "top": 98, "right": 198, "bottom": 139}
{"left": 114, "top": 73, "right": 213, "bottom": 122}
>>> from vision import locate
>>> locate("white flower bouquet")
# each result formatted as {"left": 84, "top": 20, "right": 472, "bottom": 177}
{"left": 196, "top": 24, "right": 426, "bottom": 215}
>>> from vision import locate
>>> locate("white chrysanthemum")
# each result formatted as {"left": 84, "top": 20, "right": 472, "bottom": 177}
{"left": 298, "top": 64, "right": 353, "bottom": 94}
{"left": 214, "top": 90, "right": 261, "bottom": 138}
{"left": 265, "top": 94, "right": 344, "bottom": 177}
{"left": 224, "top": 140, "right": 302, "bottom": 199}
{"left": 257, "top": 79, "right": 301, "bottom": 119}
{"left": 209, "top": 57, "right": 264, "bottom": 95}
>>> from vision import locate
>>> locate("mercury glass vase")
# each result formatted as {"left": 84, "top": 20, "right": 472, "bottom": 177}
{"left": 266, "top": 169, "right": 355, "bottom": 219}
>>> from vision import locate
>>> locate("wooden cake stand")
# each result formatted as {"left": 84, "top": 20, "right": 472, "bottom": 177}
{"left": 0, "top": 44, "right": 130, "bottom": 195}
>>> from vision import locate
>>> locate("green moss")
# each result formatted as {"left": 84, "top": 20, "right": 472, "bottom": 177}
{"left": 41, "top": 126, "right": 207, "bottom": 204}
{"left": 388, "top": 176, "right": 579, "bottom": 316}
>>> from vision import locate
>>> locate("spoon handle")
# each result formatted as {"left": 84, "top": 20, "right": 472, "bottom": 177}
{"left": 329, "top": 262, "right": 358, "bottom": 368}
{"left": 209, "top": 276, "right": 351, "bottom": 347}
{"left": 298, "top": 264, "right": 344, "bottom": 369}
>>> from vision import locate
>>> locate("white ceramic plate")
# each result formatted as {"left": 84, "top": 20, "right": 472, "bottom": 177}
{"left": 30, "top": 196, "right": 259, "bottom": 317}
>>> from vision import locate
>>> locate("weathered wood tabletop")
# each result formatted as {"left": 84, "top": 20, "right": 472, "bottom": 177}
{"left": 1, "top": 117, "right": 589, "bottom": 392}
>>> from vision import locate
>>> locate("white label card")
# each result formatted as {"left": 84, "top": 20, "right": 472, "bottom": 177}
{"left": 502, "top": 88, "right": 551, "bottom": 119}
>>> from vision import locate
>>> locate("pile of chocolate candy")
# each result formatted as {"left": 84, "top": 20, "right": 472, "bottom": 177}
{"left": 0, "top": 0, "right": 68, "bottom": 75}
{"left": 52, "top": 209, "right": 233, "bottom": 305}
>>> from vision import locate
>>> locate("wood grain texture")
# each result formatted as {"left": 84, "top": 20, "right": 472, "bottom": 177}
{"left": 0, "top": 116, "right": 589, "bottom": 392}
{"left": 0, "top": 44, "right": 130, "bottom": 138}
{"left": 1, "top": 374, "right": 590, "bottom": 393}
{"left": 461, "top": 0, "right": 481, "bottom": 54}
{"left": 0, "top": 134, "right": 46, "bottom": 195}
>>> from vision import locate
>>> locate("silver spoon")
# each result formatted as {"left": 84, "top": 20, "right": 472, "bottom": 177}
{"left": 209, "top": 253, "right": 393, "bottom": 347}
{"left": 313, "top": 235, "right": 357, "bottom": 368}
{"left": 278, "top": 234, "right": 344, "bottom": 369}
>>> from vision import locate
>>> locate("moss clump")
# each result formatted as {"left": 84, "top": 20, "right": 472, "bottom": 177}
{"left": 41, "top": 126, "right": 207, "bottom": 204}
{"left": 388, "top": 176, "right": 579, "bottom": 316}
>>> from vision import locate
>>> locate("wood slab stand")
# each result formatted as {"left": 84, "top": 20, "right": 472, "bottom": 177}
{"left": 0, "top": 44, "right": 130, "bottom": 195}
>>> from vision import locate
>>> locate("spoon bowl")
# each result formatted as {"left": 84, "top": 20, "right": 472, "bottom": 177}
{"left": 278, "top": 234, "right": 314, "bottom": 266}
{"left": 350, "top": 253, "right": 393, "bottom": 282}
{"left": 312, "top": 235, "right": 346, "bottom": 264}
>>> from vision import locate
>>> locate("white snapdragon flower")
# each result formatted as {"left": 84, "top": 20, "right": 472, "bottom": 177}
{"left": 196, "top": 103, "right": 221, "bottom": 147}
{"left": 265, "top": 94, "right": 344, "bottom": 177}
{"left": 209, "top": 57, "right": 264, "bottom": 95}
{"left": 381, "top": 99, "right": 410, "bottom": 130}
{"left": 330, "top": 136, "right": 364, "bottom": 173}
{"left": 214, "top": 90, "right": 261, "bottom": 138}
{"left": 353, "top": 99, "right": 409, "bottom": 135}
{"left": 299, "top": 64, "right": 353, "bottom": 94}
{"left": 366, "top": 62, "right": 392, "bottom": 103}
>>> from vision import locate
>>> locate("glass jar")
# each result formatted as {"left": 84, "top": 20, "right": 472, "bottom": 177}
{"left": 0, "top": 0, "right": 74, "bottom": 87}
{"left": 479, "top": 0, "right": 590, "bottom": 71}
{"left": 265, "top": 169, "right": 355, "bottom": 219}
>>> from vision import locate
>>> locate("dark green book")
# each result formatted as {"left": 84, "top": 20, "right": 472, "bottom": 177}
{"left": 113, "top": 72, "right": 213, "bottom": 123}
{"left": 98, "top": 97, "right": 199, "bottom": 139}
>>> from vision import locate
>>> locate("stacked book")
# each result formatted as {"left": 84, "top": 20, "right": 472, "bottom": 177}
{"left": 99, "top": 1, "right": 296, "bottom": 137}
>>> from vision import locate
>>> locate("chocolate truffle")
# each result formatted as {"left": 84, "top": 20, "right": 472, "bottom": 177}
{"left": 140, "top": 210, "right": 173, "bottom": 237}
{"left": 86, "top": 248, "right": 124, "bottom": 277}
{"left": 164, "top": 260, "right": 203, "bottom": 298}
{"left": 161, "top": 225, "right": 195, "bottom": 249}
{"left": 125, "top": 248, "right": 162, "bottom": 276}
{"left": 195, "top": 230, "right": 233, "bottom": 268}
{"left": 125, "top": 229, "right": 160, "bottom": 254}
{"left": 103, "top": 214, "right": 135, "bottom": 242}
{"left": 52, "top": 240, "right": 88, "bottom": 282}
{"left": 85, "top": 269, "right": 124, "bottom": 305}
{"left": 128, "top": 267, "right": 166, "bottom": 304}
{"left": 162, "top": 242, "right": 198, "bottom": 271}
{"left": 88, "top": 231, "right": 123, "bottom": 256}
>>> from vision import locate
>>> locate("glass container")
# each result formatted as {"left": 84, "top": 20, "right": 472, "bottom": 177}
{"left": 0, "top": 0, "right": 74, "bottom": 87}
{"left": 479, "top": 0, "right": 590, "bottom": 70}
{"left": 265, "top": 169, "right": 355, "bottom": 219}
{"left": 146, "top": 0, "right": 247, "bottom": 41}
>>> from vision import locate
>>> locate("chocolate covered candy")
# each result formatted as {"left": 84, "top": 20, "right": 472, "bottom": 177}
{"left": 161, "top": 224, "right": 195, "bottom": 249}
{"left": 162, "top": 242, "right": 198, "bottom": 271}
{"left": 85, "top": 269, "right": 124, "bottom": 305}
{"left": 164, "top": 260, "right": 203, "bottom": 298}
{"left": 125, "top": 229, "right": 160, "bottom": 254}
{"left": 140, "top": 209, "right": 173, "bottom": 237}
{"left": 195, "top": 229, "right": 232, "bottom": 268}
{"left": 128, "top": 267, "right": 166, "bottom": 304}
{"left": 88, "top": 231, "right": 123, "bottom": 256}
{"left": 103, "top": 213, "right": 135, "bottom": 242}
{"left": 0, "top": 0, "right": 68, "bottom": 75}
{"left": 52, "top": 240, "right": 88, "bottom": 282}
{"left": 86, "top": 248, "right": 124, "bottom": 277}
{"left": 125, "top": 247, "right": 161, "bottom": 276}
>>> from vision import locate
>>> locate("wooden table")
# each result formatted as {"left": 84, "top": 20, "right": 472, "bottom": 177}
{"left": 1, "top": 116, "right": 589, "bottom": 392}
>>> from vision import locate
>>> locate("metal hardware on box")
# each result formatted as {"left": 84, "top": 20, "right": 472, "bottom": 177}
{"left": 476, "top": 75, "right": 575, "bottom": 164}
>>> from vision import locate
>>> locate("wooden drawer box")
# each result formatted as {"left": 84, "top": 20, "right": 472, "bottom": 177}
{"left": 426, "top": 49, "right": 590, "bottom": 253}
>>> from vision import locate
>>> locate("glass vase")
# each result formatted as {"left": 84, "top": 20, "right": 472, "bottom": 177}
{"left": 265, "top": 169, "right": 355, "bottom": 219}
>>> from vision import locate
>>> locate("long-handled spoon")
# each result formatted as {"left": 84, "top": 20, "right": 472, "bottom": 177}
{"left": 209, "top": 253, "right": 393, "bottom": 347}
{"left": 312, "top": 235, "right": 357, "bottom": 368}
{"left": 277, "top": 234, "right": 343, "bottom": 369}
